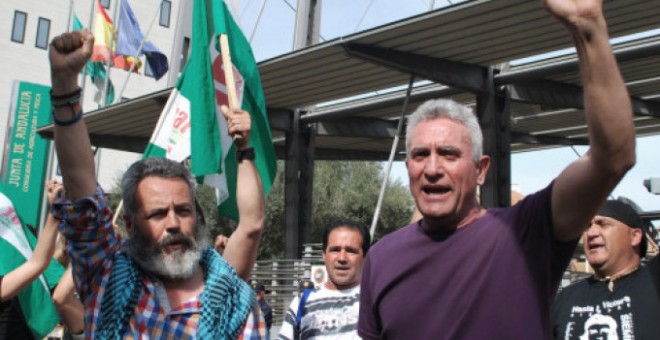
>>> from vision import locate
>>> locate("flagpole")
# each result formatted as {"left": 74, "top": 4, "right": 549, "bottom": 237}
{"left": 248, "top": 0, "right": 267, "bottom": 43}
{"left": 219, "top": 34, "right": 242, "bottom": 143}
{"left": 115, "top": 0, "right": 162, "bottom": 103}
{"left": 370, "top": 75, "right": 415, "bottom": 239}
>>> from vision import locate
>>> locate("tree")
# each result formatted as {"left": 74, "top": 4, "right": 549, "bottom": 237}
{"left": 260, "top": 161, "right": 414, "bottom": 259}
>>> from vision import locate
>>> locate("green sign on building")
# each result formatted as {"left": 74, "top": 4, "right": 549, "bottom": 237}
{"left": 1, "top": 81, "right": 52, "bottom": 228}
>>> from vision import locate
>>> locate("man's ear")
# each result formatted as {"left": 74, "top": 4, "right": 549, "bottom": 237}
{"left": 123, "top": 214, "right": 134, "bottom": 236}
{"left": 631, "top": 228, "right": 644, "bottom": 250}
{"left": 476, "top": 155, "right": 491, "bottom": 186}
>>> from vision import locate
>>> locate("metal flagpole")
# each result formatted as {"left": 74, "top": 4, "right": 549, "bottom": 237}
{"left": 115, "top": 1, "right": 162, "bottom": 102}
{"left": 370, "top": 75, "right": 415, "bottom": 239}
{"left": 248, "top": 0, "right": 267, "bottom": 43}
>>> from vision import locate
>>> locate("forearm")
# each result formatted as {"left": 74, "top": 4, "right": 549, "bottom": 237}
{"left": 53, "top": 267, "right": 85, "bottom": 334}
{"left": 50, "top": 29, "right": 97, "bottom": 200}
{"left": 571, "top": 12, "right": 635, "bottom": 172}
{"left": 52, "top": 104, "right": 97, "bottom": 200}
{"left": 223, "top": 159, "right": 265, "bottom": 279}
{"left": 0, "top": 215, "right": 59, "bottom": 301}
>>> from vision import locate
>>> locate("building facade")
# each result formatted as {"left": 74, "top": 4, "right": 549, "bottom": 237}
{"left": 0, "top": 0, "right": 192, "bottom": 189}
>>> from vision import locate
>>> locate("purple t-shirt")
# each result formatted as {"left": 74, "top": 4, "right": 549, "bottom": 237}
{"left": 358, "top": 184, "right": 576, "bottom": 339}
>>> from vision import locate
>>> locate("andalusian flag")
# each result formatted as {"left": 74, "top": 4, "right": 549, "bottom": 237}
{"left": 144, "top": 0, "right": 276, "bottom": 220}
{"left": 0, "top": 191, "right": 64, "bottom": 339}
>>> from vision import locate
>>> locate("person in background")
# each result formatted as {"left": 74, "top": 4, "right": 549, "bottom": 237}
{"left": 552, "top": 200, "right": 660, "bottom": 339}
{"left": 279, "top": 219, "right": 370, "bottom": 340}
{"left": 0, "top": 180, "right": 62, "bottom": 339}
{"left": 253, "top": 282, "right": 273, "bottom": 333}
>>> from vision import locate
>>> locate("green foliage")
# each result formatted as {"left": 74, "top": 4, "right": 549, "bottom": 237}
{"left": 260, "top": 161, "right": 414, "bottom": 259}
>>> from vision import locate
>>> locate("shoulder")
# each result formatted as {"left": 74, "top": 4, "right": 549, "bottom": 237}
{"left": 369, "top": 222, "right": 419, "bottom": 255}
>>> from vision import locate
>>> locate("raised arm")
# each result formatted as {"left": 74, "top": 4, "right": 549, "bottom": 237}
{"left": 49, "top": 29, "right": 97, "bottom": 200}
{"left": 220, "top": 105, "right": 266, "bottom": 280}
{"left": 52, "top": 266, "right": 85, "bottom": 336}
{"left": 547, "top": 0, "right": 636, "bottom": 241}
{"left": 0, "top": 181, "right": 63, "bottom": 301}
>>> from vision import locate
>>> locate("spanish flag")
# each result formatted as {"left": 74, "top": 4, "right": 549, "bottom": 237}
{"left": 91, "top": 0, "right": 141, "bottom": 72}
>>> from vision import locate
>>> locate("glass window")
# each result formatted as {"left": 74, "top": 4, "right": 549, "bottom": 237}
{"left": 180, "top": 37, "right": 190, "bottom": 72}
{"left": 35, "top": 18, "right": 51, "bottom": 49}
{"left": 101, "top": 0, "right": 111, "bottom": 9}
{"left": 160, "top": 0, "right": 171, "bottom": 28}
{"left": 12, "top": 11, "right": 27, "bottom": 43}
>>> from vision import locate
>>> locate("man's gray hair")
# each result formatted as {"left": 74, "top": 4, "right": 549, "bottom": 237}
{"left": 121, "top": 158, "right": 196, "bottom": 226}
{"left": 405, "top": 99, "right": 483, "bottom": 162}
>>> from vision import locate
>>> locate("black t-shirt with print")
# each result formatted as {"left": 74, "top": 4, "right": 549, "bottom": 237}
{"left": 552, "top": 257, "right": 660, "bottom": 340}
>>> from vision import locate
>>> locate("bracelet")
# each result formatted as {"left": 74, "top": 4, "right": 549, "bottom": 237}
{"left": 236, "top": 147, "right": 255, "bottom": 163}
{"left": 50, "top": 87, "right": 82, "bottom": 101}
{"left": 52, "top": 103, "right": 83, "bottom": 126}
{"left": 51, "top": 95, "right": 81, "bottom": 108}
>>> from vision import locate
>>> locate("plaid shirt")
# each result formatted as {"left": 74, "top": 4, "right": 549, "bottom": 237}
{"left": 54, "top": 186, "right": 266, "bottom": 339}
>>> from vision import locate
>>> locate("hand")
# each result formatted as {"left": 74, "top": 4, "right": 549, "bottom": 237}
{"left": 544, "top": 0, "right": 603, "bottom": 29}
{"left": 214, "top": 234, "right": 230, "bottom": 255}
{"left": 49, "top": 29, "right": 94, "bottom": 94}
{"left": 220, "top": 105, "right": 252, "bottom": 149}
{"left": 45, "top": 180, "right": 64, "bottom": 205}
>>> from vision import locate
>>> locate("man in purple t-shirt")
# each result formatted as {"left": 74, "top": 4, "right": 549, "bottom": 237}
{"left": 358, "top": 1, "right": 637, "bottom": 339}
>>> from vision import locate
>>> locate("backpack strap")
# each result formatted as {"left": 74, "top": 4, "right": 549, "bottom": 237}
{"left": 295, "top": 288, "right": 314, "bottom": 329}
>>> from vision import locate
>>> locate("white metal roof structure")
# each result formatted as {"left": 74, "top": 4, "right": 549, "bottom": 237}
{"left": 39, "top": 0, "right": 660, "bottom": 158}
{"left": 38, "top": 0, "right": 660, "bottom": 256}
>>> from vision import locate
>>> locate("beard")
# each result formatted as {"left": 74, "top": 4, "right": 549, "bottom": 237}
{"left": 127, "top": 222, "right": 210, "bottom": 280}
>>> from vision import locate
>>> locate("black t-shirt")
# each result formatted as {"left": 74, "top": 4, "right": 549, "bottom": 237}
{"left": 0, "top": 276, "right": 36, "bottom": 339}
{"left": 552, "top": 257, "right": 660, "bottom": 340}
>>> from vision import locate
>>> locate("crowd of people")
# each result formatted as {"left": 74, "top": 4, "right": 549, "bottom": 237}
{"left": 1, "top": 0, "right": 659, "bottom": 339}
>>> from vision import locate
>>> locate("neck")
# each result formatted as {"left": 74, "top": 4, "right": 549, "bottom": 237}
{"left": 595, "top": 260, "right": 640, "bottom": 280}
{"left": 162, "top": 266, "right": 205, "bottom": 307}
{"left": 422, "top": 205, "right": 485, "bottom": 233}
{"left": 325, "top": 281, "right": 358, "bottom": 291}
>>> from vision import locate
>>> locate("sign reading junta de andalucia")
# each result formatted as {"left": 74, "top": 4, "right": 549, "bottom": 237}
{"left": 1, "top": 81, "right": 51, "bottom": 228}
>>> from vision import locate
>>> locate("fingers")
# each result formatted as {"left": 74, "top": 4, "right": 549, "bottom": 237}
{"left": 221, "top": 105, "right": 252, "bottom": 148}
{"left": 214, "top": 234, "right": 229, "bottom": 254}
{"left": 51, "top": 31, "right": 84, "bottom": 54}
{"left": 45, "top": 180, "right": 64, "bottom": 204}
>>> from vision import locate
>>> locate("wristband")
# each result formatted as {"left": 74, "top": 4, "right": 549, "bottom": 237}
{"left": 236, "top": 147, "right": 255, "bottom": 163}
{"left": 52, "top": 104, "right": 83, "bottom": 126}
{"left": 50, "top": 87, "right": 82, "bottom": 101}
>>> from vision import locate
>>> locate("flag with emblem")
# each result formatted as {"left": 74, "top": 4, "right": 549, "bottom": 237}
{"left": 0, "top": 191, "right": 63, "bottom": 339}
{"left": 143, "top": 0, "right": 275, "bottom": 220}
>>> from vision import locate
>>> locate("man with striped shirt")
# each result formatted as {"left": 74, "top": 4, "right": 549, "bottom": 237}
{"left": 278, "top": 220, "right": 370, "bottom": 340}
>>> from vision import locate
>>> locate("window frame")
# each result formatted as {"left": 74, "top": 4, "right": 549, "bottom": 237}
{"left": 11, "top": 11, "right": 28, "bottom": 43}
{"left": 35, "top": 17, "right": 51, "bottom": 49}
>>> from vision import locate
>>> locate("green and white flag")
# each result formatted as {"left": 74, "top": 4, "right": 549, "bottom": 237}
{"left": 0, "top": 191, "right": 63, "bottom": 339}
{"left": 144, "top": 0, "right": 276, "bottom": 220}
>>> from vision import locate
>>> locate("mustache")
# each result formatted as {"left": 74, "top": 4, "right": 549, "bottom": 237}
{"left": 159, "top": 232, "right": 195, "bottom": 249}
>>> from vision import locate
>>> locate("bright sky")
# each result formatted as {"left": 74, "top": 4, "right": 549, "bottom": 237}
{"left": 234, "top": 0, "right": 660, "bottom": 213}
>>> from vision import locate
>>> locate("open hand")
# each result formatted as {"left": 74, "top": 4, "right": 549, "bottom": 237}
{"left": 544, "top": 0, "right": 603, "bottom": 28}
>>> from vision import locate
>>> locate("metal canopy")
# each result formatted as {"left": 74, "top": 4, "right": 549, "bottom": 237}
{"left": 38, "top": 0, "right": 660, "bottom": 159}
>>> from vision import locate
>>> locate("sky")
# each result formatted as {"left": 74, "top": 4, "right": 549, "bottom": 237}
{"left": 232, "top": 0, "right": 660, "bottom": 213}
